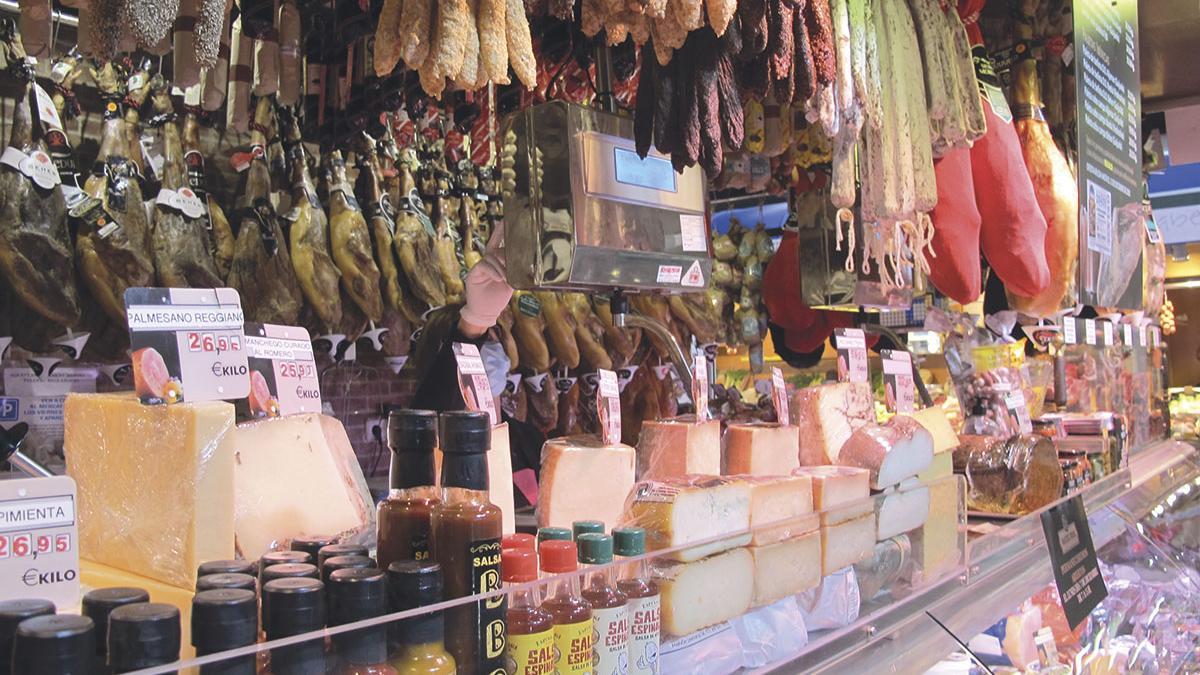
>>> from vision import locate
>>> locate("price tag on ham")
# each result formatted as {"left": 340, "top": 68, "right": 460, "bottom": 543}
{"left": 1063, "top": 318, "right": 1077, "bottom": 344}
{"left": 1151, "top": 326, "right": 1161, "bottom": 348}
{"left": 1123, "top": 323, "right": 1133, "bottom": 347}
{"left": 0, "top": 477, "right": 80, "bottom": 610}
{"left": 834, "top": 328, "right": 868, "bottom": 384}
{"left": 770, "top": 367, "right": 789, "bottom": 421}
{"left": 692, "top": 353, "right": 709, "bottom": 422}
{"left": 124, "top": 287, "right": 249, "bottom": 405}
{"left": 1084, "top": 319, "right": 1097, "bottom": 345}
{"left": 881, "top": 350, "right": 915, "bottom": 414}
{"left": 596, "top": 369, "right": 621, "bottom": 445}
{"left": 243, "top": 323, "right": 321, "bottom": 417}
{"left": 1101, "top": 321, "right": 1114, "bottom": 347}
{"left": 452, "top": 343, "right": 497, "bottom": 426}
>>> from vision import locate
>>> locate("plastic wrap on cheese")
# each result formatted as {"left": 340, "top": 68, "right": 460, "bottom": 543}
{"left": 659, "top": 622, "right": 744, "bottom": 674}
{"left": 953, "top": 434, "right": 1063, "bottom": 516}
{"left": 620, "top": 476, "right": 751, "bottom": 562}
{"left": 654, "top": 547, "right": 754, "bottom": 636}
{"left": 731, "top": 598, "right": 809, "bottom": 668}
{"left": 537, "top": 435, "right": 636, "bottom": 531}
{"left": 635, "top": 416, "right": 722, "bottom": 480}
{"left": 797, "top": 566, "right": 861, "bottom": 631}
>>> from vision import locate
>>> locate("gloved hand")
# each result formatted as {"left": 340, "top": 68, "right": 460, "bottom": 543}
{"left": 459, "top": 222, "right": 514, "bottom": 336}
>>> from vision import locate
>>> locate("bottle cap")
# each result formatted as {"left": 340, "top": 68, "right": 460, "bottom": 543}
{"left": 327, "top": 568, "right": 388, "bottom": 625}
{"left": 572, "top": 520, "right": 605, "bottom": 539}
{"left": 501, "top": 548, "right": 538, "bottom": 583}
{"left": 438, "top": 410, "right": 491, "bottom": 455}
{"left": 502, "top": 533, "right": 536, "bottom": 551}
{"left": 537, "top": 527, "right": 572, "bottom": 544}
{"left": 191, "top": 589, "right": 257, "bottom": 654}
{"left": 321, "top": 555, "right": 376, "bottom": 584}
{"left": 317, "top": 544, "right": 369, "bottom": 570}
{"left": 259, "top": 550, "right": 311, "bottom": 579}
{"left": 290, "top": 535, "right": 337, "bottom": 561}
{"left": 539, "top": 540, "right": 578, "bottom": 574}
{"left": 612, "top": 527, "right": 647, "bottom": 557}
{"left": 388, "top": 409, "right": 438, "bottom": 453}
{"left": 387, "top": 561, "right": 443, "bottom": 611}
{"left": 0, "top": 599, "right": 56, "bottom": 665}
{"left": 261, "top": 562, "right": 319, "bottom": 584}
{"left": 576, "top": 533, "right": 614, "bottom": 565}
{"left": 81, "top": 587, "right": 149, "bottom": 654}
{"left": 262, "top": 578, "right": 325, "bottom": 638}
{"left": 12, "top": 615, "right": 94, "bottom": 674}
{"left": 107, "top": 603, "right": 181, "bottom": 670}
{"left": 197, "top": 559, "right": 256, "bottom": 578}
{"left": 196, "top": 573, "right": 257, "bottom": 593}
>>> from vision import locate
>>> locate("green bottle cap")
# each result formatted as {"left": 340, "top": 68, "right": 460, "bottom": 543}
{"left": 576, "top": 533, "right": 614, "bottom": 565}
{"left": 571, "top": 520, "right": 605, "bottom": 540}
{"left": 612, "top": 527, "right": 646, "bottom": 557}
{"left": 537, "top": 527, "right": 572, "bottom": 544}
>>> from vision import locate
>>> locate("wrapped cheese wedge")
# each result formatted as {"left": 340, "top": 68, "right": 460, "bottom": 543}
{"left": 790, "top": 382, "right": 875, "bottom": 465}
{"left": 654, "top": 548, "right": 754, "bottom": 636}
{"left": 622, "top": 476, "right": 751, "bottom": 562}
{"left": 836, "top": 415, "right": 934, "bottom": 490}
{"left": 724, "top": 422, "right": 800, "bottom": 476}
{"left": 875, "top": 478, "right": 931, "bottom": 540}
{"left": 636, "top": 416, "right": 722, "bottom": 480}
{"left": 538, "top": 435, "right": 636, "bottom": 531}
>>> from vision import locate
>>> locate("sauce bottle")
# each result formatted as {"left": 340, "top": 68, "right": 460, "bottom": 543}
{"left": 196, "top": 573, "right": 258, "bottom": 593}
{"left": 107, "top": 602, "right": 182, "bottom": 673}
{"left": 502, "top": 533, "right": 537, "bottom": 552}
{"left": 292, "top": 535, "right": 338, "bottom": 562}
{"left": 0, "top": 599, "right": 56, "bottom": 675}
{"left": 327, "top": 568, "right": 396, "bottom": 675}
{"left": 613, "top": 527, "right": 660, "bottom": 675}
{"left": 192, "top": 588, "right": 259, "bottom": 675}
{"left": 387, "top": 561, "right": 456, "bottom": 674}
{"left": 430, "top": 410, "right": 506, "bottom": 674}
{"left": 578, "top": 534, "right": 629, "bottom": 675}
{"left": 263, "top": 578, "right": 327, "bottom": 675}
{"left": 263, "top": 563, "right": 320, "bottom": 584}
{"left": 537, "top": 527, "right": 572, "bottom": 547}
{"left": 572, "top": 521, "right": 605, "bottom": 540}
{"left": 260, "top": 551, "right": 313, "bottom": 584}
{"left": 502, "top": 548, "right": 554, "bottom": 675}
{"left": 378, "top": 409, "right": 441, "bottom": 572}
{"left": 12, "top": 615, "right": 95, "bottom": 675}
{"left": 322, "top": 555, "right": 377, "bottom": 584}
{"left": 318, "top": 544, "right": 371, "bottom": 572}
{"left": 82, "top": 587, "right": 149, "bottom": 674}
{"left": 539, "top": 540, "right": 593, "bottom": 675}
{"left": 198, "top": 559, "right": 257, "bottom": 578}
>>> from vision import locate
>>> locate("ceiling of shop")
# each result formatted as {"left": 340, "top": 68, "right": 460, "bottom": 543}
{"left": 1140, "top": 0, "right": 1200, "bottom": 111}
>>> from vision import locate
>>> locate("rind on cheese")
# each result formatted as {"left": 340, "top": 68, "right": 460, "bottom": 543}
{"left": 836, "top": 416, "right": 934, "bottom": 490}
{"left": 820, "top": 512, "right": 874, "bottom": 575}
{"left": 750, "top": 531, "right": 821, "bottom": 607}
{"left": 790, "top": 383, "right": 874, "bottom": 465}
{"left": 537, "top": 435, "right": 636, "bottom": 532}
{"left": 793, "top": 465, "right": 870, "bottom": 513}
{"left": 65, "top": 393, "right": 236, "bottom": 589}
{"left": 636, "top": 417, "right": 722, "bottom": 480}
{"left": 622, "top": 476, "right": 751, "bottom": 562}
{"left": 741, "top": 475, "right": 815, "bottom": 546}
{"left": 875, "top": 481, "right": 931, "bottom": 540}
{"left": 655, "top": 548, "right": 754, "bottom": 637}
{"left": 723, "top": 423, "right": 800, "bottom": 476}
{"left": 907, "top": 408, "right": 959, "bottom": 455}
{"left": 233, "top": 413, "right": 374, "bottom": 561}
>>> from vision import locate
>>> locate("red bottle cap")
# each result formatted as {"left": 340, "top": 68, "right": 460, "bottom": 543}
{"left": 539, "top": 540, "right": 578, "bottom": 574}
{"left": 502, "top": 533, "right": 536, "bottom": 552}
{"left": 501, "top": 549, "right": 538, "bottom": 583}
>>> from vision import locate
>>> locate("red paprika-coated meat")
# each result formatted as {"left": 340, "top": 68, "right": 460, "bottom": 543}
{"left": 928, "top": 147, "right": 983, "bottom": 303}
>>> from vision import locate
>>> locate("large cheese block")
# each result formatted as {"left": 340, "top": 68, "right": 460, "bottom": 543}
{"left": 875, "top": 480, "right": 931, "bottom": 540}
{"left": 837, "top": 416, "right": 934, "bottom": 490}
{"left": 723, "top": 423, "right": 800, "bottom": 476}
{"left": 917, "top": 451, "right": 953, "bottom": 484}
{"left": 434, "top": 424, "right": 517, "bottom": 534}
{"left": 636, "top": 418, "right": 722, "bottom": 480}
{"left": 80, "top": 559, "right": 197, "bottom": 659}
{"left": 537, "top": 435, "right": 636, "bottom": 531}
{"left": 911, "top": 475, "right": 961, "bottom": 577}
{"left": 793, "top": 466, "right": 870, "bottom": 512}
{"left": 789, "top": 383, "right": 874, "bottom": 465}
{"left": 232, "top": 413, "right": 373, "bottom": 561}
{"left": 820, "top": 513, "right": 874, "bottom": 575}
{"left": 907, "top": 408, "right": 959, "bottom": 455}
{"left": 744, "top": 476, "right": 814, "bottom": 545}
{"left": 656, "top": 548, "right": 754, "bottom": 636}
{"left": 750, "top": 531, "right": 821, "bottom": 607}
{"left": 65, "top": 393, "right": 236, "bottom": 589}
{"left": 624, "top": 477, "right": 751, "bottom": 561}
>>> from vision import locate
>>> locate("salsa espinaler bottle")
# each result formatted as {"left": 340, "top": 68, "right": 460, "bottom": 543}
{"left": 502, "top": 548, "right": 554, "bottom": 675}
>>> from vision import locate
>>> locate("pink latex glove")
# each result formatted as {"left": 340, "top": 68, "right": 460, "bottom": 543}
{"left": 459, "top": 222, "right": 513, "bottom": 336}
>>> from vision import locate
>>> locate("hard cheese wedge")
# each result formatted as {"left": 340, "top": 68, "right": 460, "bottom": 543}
{"left": 655, "top": 548, "right": 754, "bottom": 637}
{"left": 624, "top": 477, "right": 751, "bottom": 561}
{"left": 837, "top": 416, "right": 934, "bottom": 490}
{"left": 793, "top": 465, "right": 870, "bottom": 513}
{"left": 911, "top": 474, "right": 961, "bottom": 577}
{"left": 537, "top": 435, "right": 636, "bottom": 531}
{"left": 790, "top": 383, "right": 874, "bottom": 465}
{"left": 907, "top": 407, "right": 959, "bottom": 455}
{"left": 750, "top": 530, "right": 821, "bottom": 607}
{"left": 233, "top": 413, "right": 373, "bottom": 561}
{"left": 433, "top": 424, "right": 517, "bottom": 535}
{"left": 80, "top": 559, "right": 198, "bottom": 659}
{"left": 65, "top": 393, "right": 236, "bottom": 589}
{"left": 875, "top": 480, "right": 931, "bottom": 540}
{"left": 744, "top": 475, "right": 814, "bottom": 546}
{"left": 636, "top": 418, "right": 722, "bottom": 480}
{"left": 723, "top": 423, "right": 800, "bottom": 476}
{"left": 820, "top": 512, "right": 874, "bottom": 575}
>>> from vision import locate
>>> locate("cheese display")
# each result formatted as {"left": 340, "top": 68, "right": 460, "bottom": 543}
{"left": 232, "top": 413, "right": 374, "bottom": 561}
{"left": 636, "top": 417, "right": 722, "bottom": 480}
{"left": 749, "top": 530, "right": 822, "bottom": 607}
{"left": 623, "top": 477, "right": 752, "bottom": 561}
{"left": 655, "top": 547, "right": 755, "bottom": 637}
{"left": 820, "top": 513, "right": 875, "bottom": 575}
{"left": 793, "top": 466, "right": 871, "bottom": 512}
{"left": 744, "top": 475, "right": 815, "bottom": 545}
{"left": 723, "top": 423, "right": 801, "bottom": 476}
{"left": 537, "top": 435, "right": 636, "bottom": 531}
{"left": 875, "top": 481, "right": 932, "bottom": 540}
{"left": 911, "top": 475, "right": 962, "bottom": 577}
{"left": 907, "top": 407, "right": 960, "bottom": 455}
{"left": 918, "top": 451, "right": 954, "bottom": 484}
{"left": 789, "top": 383, "right": 875, "bottom": 466}
{"left": 837, "top": 416, "right": 934, "bottom": 490}
{"left": 65, "top": 393, "right": 237, "bottom": 589}
{"left": 434, "top": 424, "right": 517, "bottom": 534}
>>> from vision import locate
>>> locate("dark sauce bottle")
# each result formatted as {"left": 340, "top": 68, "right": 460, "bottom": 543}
{"left": 387, "top": 561, "right": 456, "bottom": 674}
{"left": 263, "top": 577, "right": 327, "bottom": 675}
{"left": 107, "top": 602, "right": 181, "bottom": 673}
{"left": 327, "top": 568, "right": 397, "bottom": 675}
{"left": 378, "top": 409, "right": 441, "bottom": 572}
{"left": 322, "top": 555, "right": 377, "bottom": 584}
{"left": 82, "top": 587, "right": 149, "bottom": 674}
{"left": 0, "top": 599, "right": 56, "bottom": 675}
{"left": 292, "top": 536, "right": 339, "bottom": 562}
{"left": 196, "top": 573, "right": 258, "bottom": 593}
{"left": 13, "top": 615, "right": 95, "bottom": 675}
{"left": 192, "top": 588, "right": 259, "bottom": 675}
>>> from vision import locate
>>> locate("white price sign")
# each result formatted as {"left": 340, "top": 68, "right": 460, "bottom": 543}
{"left": 835, "top": 328, "right": 869, "bottom": 384}
{"left": 771, "top": 367, "right": 789, "bottom": 422}
{"left": 0, "top": 477, "right": 79, "bottom": 609}
{"left": 596, "top": 369, "right": 621, "bottom": 445}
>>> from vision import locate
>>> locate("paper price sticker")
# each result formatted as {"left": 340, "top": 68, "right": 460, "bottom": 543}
{"left": 692, "top": 354, "right": 709, "bottom": 422}
{"left": 1151, "top": 326, "right": 1161, "bottom": 348}
{"left": 1102, "top": 321, "right": 1114, "bottom": 346}
{"left": 1140, "top": 325, "right": 1149, "bottom": 347}
{"left": 881, "top": 350, "right": 915, "bottom": 414}
{"left": 1084, "top": 319, "right": 1097, "bottom": 345}
{"left": 1123, "top": 323, "right": 1133, "bottom": 347}
{"left": 453, "top": 343, "right": 497, "bottom": 426}
{"left": 770, "top": 367, "right": 789, "bottom": 422}
{"left": 0, "top": 477, "right": 80, "bottom": 609}
{"left": 1063, "top": 318, "right": 1077, "bottom": 344}
{"left": 596, "top": 369, "right": 621, "bottom": 445}
{"left": 156, "top": 187, "right": 206, "bottom": 219}
{"left": 243, "top": 323, "right": 322, "bottom": 417}
{"left": 1004, "top": 389, "right": 1033, "bottom": 434}
{"left": 124, "top": 287, "right": 249, "bottom": 404}
{"left": 835, "top": 328, "right": 869, "bottom": 384}
{"left": 1, "top": 147, "right": 61, "bottom": 190}
{"left": 679, "top": 213, "right": 708, "bottom": 252}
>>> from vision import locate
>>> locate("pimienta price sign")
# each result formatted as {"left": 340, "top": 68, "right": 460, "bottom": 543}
{"left": 1040, "top": 495, "right": 1108, "bottom": 629}
{"left": 0, "top": 476, "right": 80, "bottom": 609}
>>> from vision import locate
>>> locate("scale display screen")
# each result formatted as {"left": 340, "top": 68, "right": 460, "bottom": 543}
{"left": 613, "top": 146, "right": 676, "bottom": 193}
